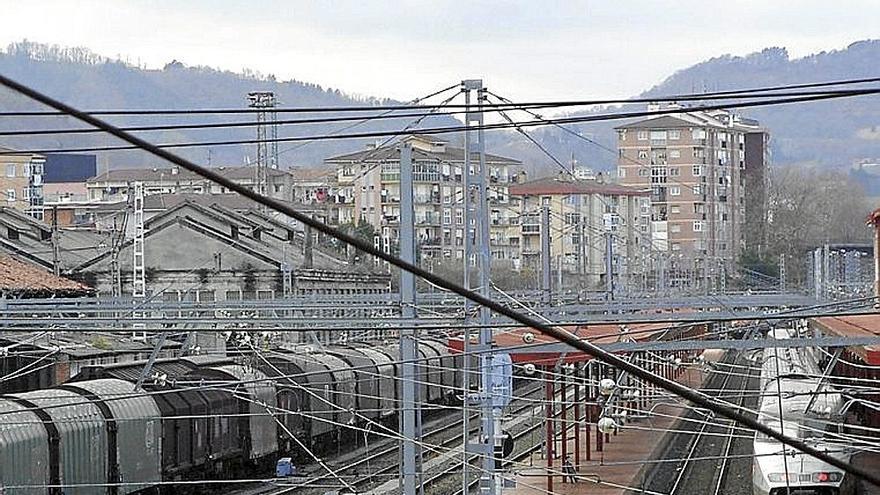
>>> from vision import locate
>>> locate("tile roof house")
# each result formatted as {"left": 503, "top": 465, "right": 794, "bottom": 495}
{"left": 0, "top": 254, "right": 93, "bottom": 297}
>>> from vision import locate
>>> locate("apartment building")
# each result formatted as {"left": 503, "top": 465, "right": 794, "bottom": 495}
{"left": 0, "top": 146, "right": 45, "bottom": 219}
{"left": 325, "top": 136, "right": 525, "bottom": 263}
{"left": 616, "top": 107, "right": 768, "bottom": 283}
{"left": 509, "top": 174, "right": 649, "bottom": 288}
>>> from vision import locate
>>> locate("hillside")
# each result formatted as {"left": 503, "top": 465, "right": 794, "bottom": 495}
{"left": 0, "top": 41, "right": 458, "bottom": 169}
{"left": 1, "top": 40, "right": 879, "bottom": 175}
{"left": 490, "top": 40, "right": 880, "bottom": 175}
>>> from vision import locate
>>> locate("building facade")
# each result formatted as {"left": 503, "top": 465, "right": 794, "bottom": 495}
{"left": 326, "top": 136, "right": 525, "bottom": 263}
{"left": 616, "top": 108, "right": 768, "bottom": 286}
{"left": 0, "top": 146, "right": 45, "bottom": 219}
{"left": 509, "top": 174, "right": 650, "bottom": 289}
{"left": 86, "top": 165, "right": 294, "bottom": 202}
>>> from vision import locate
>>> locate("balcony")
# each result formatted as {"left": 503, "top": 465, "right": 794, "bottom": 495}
{"left": 415, "top": 213, "right": 441, "bottom": 225}
{"left": 521, "top": 224, "right": 540, "bottom": 235}
{"left": 419, "top": 237, "right": 443, "bottom": 247}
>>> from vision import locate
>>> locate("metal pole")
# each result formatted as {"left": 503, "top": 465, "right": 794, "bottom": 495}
{"left": 476, "top": 84, "right": 500, "bottom": 495}
{"left": 605, "top": 231, "right": 613, "bottom": 300}
{"left": 461, "top": 81, "right": 472, "bottom": 495}
{"left": 542, "top": 205, "right": 552, "bottom": 305}
{"left": 873, "top": 221, "right": 880, "bottom": 304}
{"left": 545, "top": 370, "right": 554, "bottom": 492}
{"left": 574, "top": 368, "right": 581, "bottom": 468}
{"left": 399, "top": 143, "right": 419, "bottom": 495}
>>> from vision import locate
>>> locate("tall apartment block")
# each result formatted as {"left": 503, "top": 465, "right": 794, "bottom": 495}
{"left": 326, "top": 135, "right": 525, "bottom": 264}
{"left": 616, "top": 107, "right": 768, "bottom": 287}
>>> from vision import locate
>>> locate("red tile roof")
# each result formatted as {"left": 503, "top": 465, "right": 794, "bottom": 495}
{"left": 0, "top": 255, "right": 92, "bottom": 295}
{"left": 812, "top": 315, "right": 880, "bottom": 365}
{"left": 448, "top": 323, "right": 671, "bottom": 365}
{"left": 509, "top": 176, "right": 649, "bottom": 197}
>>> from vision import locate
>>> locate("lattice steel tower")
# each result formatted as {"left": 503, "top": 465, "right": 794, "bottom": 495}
{"left": 248, "top": 91, "right": 279, "bottom": 198}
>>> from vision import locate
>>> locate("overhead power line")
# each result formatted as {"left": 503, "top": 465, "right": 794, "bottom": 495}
{"left": 0, "top": 73, "right": 877, "bottom": 489}
{"left": 3, "top": 88, "right": 880, "bottom": 155}
{"left": 1, "top": 75, "right": 878, "bottom": 116}
{"left": 2, "top": 87, "right": 870, "bottom": 138}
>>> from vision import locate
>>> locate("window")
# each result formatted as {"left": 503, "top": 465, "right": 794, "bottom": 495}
{"left": 692, "top": 165, "right": 702, "bottom": 176}
{"left": 693, "top": 185, "right": 702, "bottom": 195}
{"left": 455, "top": 209, "right": 463, "bottom": 225}
{"left": 693, "top": 221, "right": 704, "bottom": 232}
{"left": 669, "top": 167, "right": 680, "bottom": 177}
{"left": 669, "top": 149, "right": 681, "bottom": 159}
{"left": 668, "top": 130, "right": 681, "bottom": 140}
{"left": 692, "top": 129, "right": 706, "bottom": 140}
{"left": 638, "top": 168, "right": 649, "bottom": 177}
{"left": 638, "top": 150, "right": 648, "bottom": 159}
{"left": 672, "top": 242, "right": 681, "bottom": 251}
{"left": 669, "top": 186, "right": 681, "bottom": 196}
{"left": 618, "top": 167, "right": 626, "bottom": 178}
{"left": 5, "top": 164, "right": 14, "bottom": 178}
{"left": 442, "top": 208, "right": 451, "bottom": 225}
{"left": 670, "top": 205, "right": 680, "bottom": 214}
{"left": 637, "top": 130, "right": 648, "bottom": 141}
{"left": 5, "top": 189, "right": 14, "bottom": 202}
{"left": 571, "top": 233, "right": 580, "bottom": 244}
{"left": 670, "top": 224, "right": 681, "bottom": 233}
{"left": 564, "top": 213, "right": 581, "bottom": 225}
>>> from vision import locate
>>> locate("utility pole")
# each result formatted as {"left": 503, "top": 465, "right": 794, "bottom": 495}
{"left": 605, "top": 230, "right": 614, "bottom": 300}
{"left": 132, "top": 181, "right": 146, "bottom": 299}
{"left": 462, "top": 78, "right": 499, "bottom": 495}
{"left": 51, "top": 205, "right": 60, "bottom": 276}
{"left": 779, "top": 254, "right": 786, "bottom": 292}
{"left": 398, "top": 143, "right": 420, "bottom": 495}
{"left": 541, "top": 205, "right": 552, "bottom": 305}
{"left": 132, "top": 181, "right": 146, "bottom": 339}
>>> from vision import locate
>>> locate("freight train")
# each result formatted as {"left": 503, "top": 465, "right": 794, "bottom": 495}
{"left": 752, "top": 327, "right": 856, "bottom": 495}
{"left": 0, "top": 338, "right": 467, "bottom": 495}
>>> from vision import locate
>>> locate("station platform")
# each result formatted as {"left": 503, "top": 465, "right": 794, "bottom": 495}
{"left": 504, "top": 366, "right": 707, "bottom": 494}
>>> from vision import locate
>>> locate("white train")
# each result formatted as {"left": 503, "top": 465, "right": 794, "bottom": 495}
{"left": 752, "top": 327, "right": 856, "bottom": 495}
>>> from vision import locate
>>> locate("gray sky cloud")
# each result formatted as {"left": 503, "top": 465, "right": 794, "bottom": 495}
{"left": 0, "top": 0, "right": 877, "bottom": 102}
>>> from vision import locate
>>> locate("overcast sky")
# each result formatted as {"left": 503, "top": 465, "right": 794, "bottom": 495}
{"left": 0, "top": 1, "right": 877, "bottom": 103}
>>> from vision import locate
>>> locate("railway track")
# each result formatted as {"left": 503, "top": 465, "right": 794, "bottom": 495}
{"left": 422, "top": 382, "right": 579, "bottom": 495}
{"left": 232, "top": 381, "right": 546, "bottom": 495}
{"left": 638, "top": 350, "right": 759, "bottom": 495}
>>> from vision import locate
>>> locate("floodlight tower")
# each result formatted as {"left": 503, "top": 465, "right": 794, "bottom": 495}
{"left": 248, "top": 91, "right": 279, "bottom": 201}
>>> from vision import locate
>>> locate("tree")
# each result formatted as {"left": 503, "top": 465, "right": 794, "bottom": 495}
{"left": 760, "top": 166, "right": 872, "bottom": 285}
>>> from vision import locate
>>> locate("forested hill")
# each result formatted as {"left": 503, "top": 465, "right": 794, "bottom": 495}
{"left": 0, "top": 41, "right": 457, "bottom": 168}
{"left": 1, "top": 40, "right": 879, "bottom": 175}
{"left": 488, "top": 40, "right": 880, "bottom": 176}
